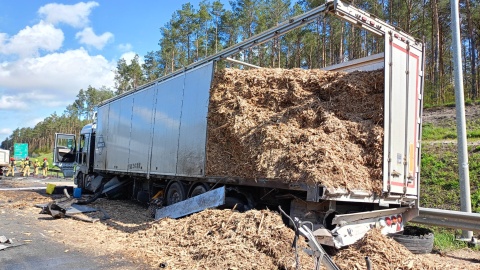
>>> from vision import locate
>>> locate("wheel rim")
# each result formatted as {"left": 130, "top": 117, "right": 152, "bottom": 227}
{"left": 169, "top": 192, "right": 181, "bottom": 204}
{"left": 166, "top": 182, "right": 186, "bottom": 205}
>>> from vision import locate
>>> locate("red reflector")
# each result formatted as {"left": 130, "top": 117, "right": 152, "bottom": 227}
{"left": 385, "top": 217, "right": 392, "bottom": 226}
{"left": 369, "top": 21, "right": 375, "bottom": 26}
{"left": 362, "top": 16, "right": 367, "bottom": 21}
{"left": 397, "top": 215, "right": 403, "bottom": 223}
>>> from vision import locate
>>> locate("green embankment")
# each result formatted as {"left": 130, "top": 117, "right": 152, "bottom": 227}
{"left": 417, "top": 106, "right": 480, "bottom": 250}
{"left": 421, "top": 119, "right": 480, "bottom": 212}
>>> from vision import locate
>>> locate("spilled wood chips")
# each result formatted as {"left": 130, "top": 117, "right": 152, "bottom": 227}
{"left": 207, "top": 68, "right": 384, "bottom": 193}
{"left": 334, "top": 229, "right": 435, "bottom": 269}
{"left": 126, "top": 209, "right": 313, "bottom": 270}
{"left": 2, "top": 190, "right": 480, "bottom": 269}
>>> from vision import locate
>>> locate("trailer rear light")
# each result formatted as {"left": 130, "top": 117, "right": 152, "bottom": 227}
{"left": 397, "top": 214, "right": 403, "bottom": 224}
{"left": 385, "top": 217, "right": 392, "bottom": 226}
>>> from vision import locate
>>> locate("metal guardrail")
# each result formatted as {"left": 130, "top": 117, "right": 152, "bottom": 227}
{"left": 411, "top": 207, "right": 480, "bottom": 232}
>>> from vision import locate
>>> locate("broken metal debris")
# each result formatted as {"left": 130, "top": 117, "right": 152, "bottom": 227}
{"left": 36, "top": 195, "right": 110, "bottom": 222}
{"left": 0, "top": 235, "right": 24, "bottom": 251}
{"left": 0, "top": 235, "right": 13, "bottom": 244}
{"left": 155, "top": 186, "right": 225, "bottom": 220}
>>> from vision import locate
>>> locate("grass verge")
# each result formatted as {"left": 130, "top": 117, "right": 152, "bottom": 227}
{"left": 420, "top": 143, "right": 480, "bottom": 212}
{"left": 432, "top": 227, "right": 480, "bottom": 251}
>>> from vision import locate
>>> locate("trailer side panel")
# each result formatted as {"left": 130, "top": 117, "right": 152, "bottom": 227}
{"left": 95, "top": 63, "right": 214, "bottom": 178}
{"left": 150, "top": 75, "right": 183, "bottom": 175}
{"left": 128, "top": 86, "right": 156, "bottom": 173}
{"left": 176, "top": 62, "right": 213, "bottom": 177}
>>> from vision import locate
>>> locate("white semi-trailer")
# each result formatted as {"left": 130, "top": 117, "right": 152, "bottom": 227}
{"left": 0, "top": 149, "right": 10, "bottom": 177}
{"left": 54, "top": 0, "right": 424, "bottom": 248}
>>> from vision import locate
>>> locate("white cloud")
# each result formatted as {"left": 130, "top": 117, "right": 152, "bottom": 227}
{"left": 75, "top": 27, "right": 113, "bottom": 50}
{"left": 0, "top": 48, "right": 115, "bottom": 105}
{"left": 0, "top": 21, "right": 64, "bottom": 57}
{"left": 120, "top": 51, "right": 144, "bottom": 65}
{"left": 118, "top": 43, "right": 133, "bottom": 52}
{"left": 26, "top": 118, "right": 46, "bottom": 128}
{"left": 38, "top": 1, "right": 99, "bottom": 28}
{"left": 0, "top": 94, "right": 29, "bottom": 110}
{"left": 0, "top": 128, "right": 12, "bottom": 139}
{"left": 0, "top": 1, "right": 117, "bottom": 142}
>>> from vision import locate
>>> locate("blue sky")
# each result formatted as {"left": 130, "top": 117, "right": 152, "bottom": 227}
{"left": 0, "top": 0, "right": 229, "bottom": 143}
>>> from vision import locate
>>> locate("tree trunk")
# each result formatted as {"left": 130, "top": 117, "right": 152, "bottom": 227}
{"left": 339, "top": 22, "right": 344, "bottom": 63}
{"left": 322, "top": 17, "right": 326, "bottom": 68}
{"left": 465, "top": 0, "right": 478, "bottom": 100}
{"left": 432, "top": 0, "right": 441, "bottom": 103}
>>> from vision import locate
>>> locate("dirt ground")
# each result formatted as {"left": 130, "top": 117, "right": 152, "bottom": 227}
{"left": 1, "top": 180, "right": 479, "bottom": 270}
{"left": 422, "top": 104, "right": 480, "bottom": 126}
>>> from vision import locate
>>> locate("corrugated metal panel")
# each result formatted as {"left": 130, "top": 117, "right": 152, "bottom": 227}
{"left": 176, "top": 62, "right": 213, "bottom": 176}
{"left": 128, "top": 86, "right": 156, "bottom": 173}
{"left": 106, "top": 96, "right": 133, "bottom": 172}
{"left": 150, "top": 75, "right": 184, "bottom": 175}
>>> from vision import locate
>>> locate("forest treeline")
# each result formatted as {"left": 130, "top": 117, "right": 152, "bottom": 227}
{"left": 1, "top": 0, "right": 479, "bottom": 154}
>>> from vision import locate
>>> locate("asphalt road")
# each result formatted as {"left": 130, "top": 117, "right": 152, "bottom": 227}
{"left": 1, "top": 214, "right": 132, "bottom": 270}
{"left": 0, "top": 177, "right": 149, "bottom": 270}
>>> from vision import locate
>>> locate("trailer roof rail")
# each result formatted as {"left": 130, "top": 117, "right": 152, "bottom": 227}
{"left": 100, "top": 0, "right": 422, "bottom": 106}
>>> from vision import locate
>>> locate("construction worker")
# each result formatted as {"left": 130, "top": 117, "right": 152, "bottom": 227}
{"left": 6, "top": 157, "right": 15, "bottom": 177}
{"left": 34, "top": 159, "right": 40, "bottom": 177}
{"left": 23, "top": 157, "right": 31, "bottom": 177}
{"left": 42, "top": 158, "right": 49, "bottom": 178}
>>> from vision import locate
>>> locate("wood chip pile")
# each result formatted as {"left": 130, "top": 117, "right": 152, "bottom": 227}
{"left": 126, "top": 209, "right": 313, "bottom": 270}
{"left": 3, "top": 189, "right": 480, "bottom": 269}
{"left": 207, "top": 68, "right": 384, "bottom": 193}
{"left": 334, "top": 229, "right": 437, "bottom": 269}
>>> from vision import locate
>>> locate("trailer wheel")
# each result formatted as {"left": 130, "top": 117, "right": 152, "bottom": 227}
{"left": 189, "top": 183, "right": 209, "bottom": 198}
{"left": 392, "top": 226, "right": 434, "bottom": 254}
{"left": 165, "top": 181, "right": 187, "bottom": 206}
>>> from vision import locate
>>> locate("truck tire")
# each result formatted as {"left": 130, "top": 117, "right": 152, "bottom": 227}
{"left": 76, "top": 172, "right": 84, "bottom": 189}
{"left": 189, "top": 183, "right": 209, "bottom": 198}
{"left": 165, "top": 181, "right": 187, "bottom": 206}
{"left": 392, "top": 226, "right": 434, "bottom": 254}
